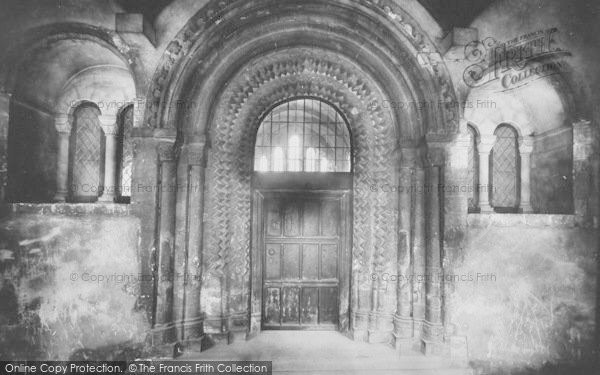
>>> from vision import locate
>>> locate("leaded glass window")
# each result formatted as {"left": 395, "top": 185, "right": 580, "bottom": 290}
{"left": 467, "top": 125, "right": 479, "bottom": 212}
{"left": 117, "top": 105, "right": 133, "bottom": 200}
{"left": 69, "top": 104, "right": 104, "bottom": 202}
{"left": 491, "top": 124, "right": 519, "bottom": 210}
{"left": 254, "top": 99, "right": 351, "bottom": 173}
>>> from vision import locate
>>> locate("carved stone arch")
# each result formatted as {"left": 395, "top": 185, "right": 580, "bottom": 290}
{"left": 200, "top": 48, "right": 400, "bottom": 336}
{"left": 146, "top": 0, "right": 462, "bottom": 350}
{"left": 144, "top": 0, "right": 459, "bottom": 138}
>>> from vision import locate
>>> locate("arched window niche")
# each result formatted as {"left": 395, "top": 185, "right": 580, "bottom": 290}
{"left": 490, "top": 124, "right": 520, "bottom": 212}
{"left": 52, "top": 101, "right": 134, "bottom": 204}
{"left": 116, "top": 104, "right": 134, "bottom": 203}
{"left": 467, "top": 124, "right": 479, "bottom": 213}
{"left": 68, "top": 102, "right": 105, "bottom": 203}
{"left": 254, "top": 98, "right": 352, "bottom": 174}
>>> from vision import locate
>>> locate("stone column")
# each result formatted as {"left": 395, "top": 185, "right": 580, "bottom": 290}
{"left": 0, "top": 92, "right": 9, "bottom": 203}
{"left": 412, "top": 153, "right": 427, "bottom": 344}
{"left": 53, "top": 114, "right": 72, "bottom": 202}
{"left": 443, "top": 132, "right": 471, "bottom": 366}
{"left": 98, "top": 114, "right": 119, "bottom": 202}
{"left": 422, "top": 147, "right": 444, "bottom": 356}
{"left": 393, "top": 143, "right": 417, "bottom": 353}
{"left": 153, "top": 142, "right": 178, "bottom": 343}
{"left": 477, "top": 135, "right": 495, "bottom": 212}
{"left": 573, "top": 120, "right": 594, "bottom": 222}
{"left": 519, "top": 137, "right": 534, "bottom": 213}
{"left": 172, "top": 138, "right": 207, "bottom": 350}
{"left": 130, "top": 128, "right": 176, "bottom": 331}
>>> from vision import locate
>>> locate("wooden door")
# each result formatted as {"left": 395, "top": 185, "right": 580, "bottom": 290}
{"left": 262, "top": 192, "right": 342, "bottom": 330}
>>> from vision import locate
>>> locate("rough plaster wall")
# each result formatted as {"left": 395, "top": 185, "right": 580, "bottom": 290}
{"left": 0, "top": 210, "right": 148, "bottom": 359}
{"left": 7, "top": 102, "right": 57, "bottom": 202}
{"left": 454, "top": 220, "right": 596, "bottom": 367}
{"left": 531, "top": 131, "right": 573, "bottom": 214}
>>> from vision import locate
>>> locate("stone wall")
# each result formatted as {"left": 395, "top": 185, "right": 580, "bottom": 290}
{"left": 453, "top": 214, "right": 597, "bottom": 369}
{"left": 0, "top": 204, "right": 149, "bottom": 359}
{"left": 531, "top": 128, "right": 573, "bottom": 214}
{"left": 7, "top": 101, "right": 57, "bottom": 202}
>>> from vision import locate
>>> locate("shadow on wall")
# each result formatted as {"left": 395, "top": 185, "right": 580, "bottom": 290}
{"left": 0, "top": 210, "right": 149, "bottom": 359}
{"left": 454, "top": 220, "right": 598, "bottom": 372}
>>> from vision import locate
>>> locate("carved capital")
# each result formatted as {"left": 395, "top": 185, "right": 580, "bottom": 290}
{"left": 158, "top": 142, "right": 176, "bottom": 161}
{"left": 518, "top": 136, "right": 534, "bottom": 155}
{"left": 424, "top": 139, "right": 446, "bottom": 167}
{"left": 54, "top": 114, "right": 72, "bottom": 134}
{"left": 396, "top": 141, "right": 419, "bottom": 168}
{"left": 573, "top": 119, "right": 592, "bottom": 129}
{"left": 573, "top": 119, "right": 593, "bottom": 145}
{"left": 0, "top": 91, "right": 11, "bottom": 111}
{"left": 98, "top": 114, "right": 119, "bottom": 135}
{"left": 477, "top": 135, "right": 495, "bottom": 154}
{"left": 446, "top": 132, "right": 471, "bottom": 170}
{"left": 187, "top": 146, "right": 207, "bottom": 166}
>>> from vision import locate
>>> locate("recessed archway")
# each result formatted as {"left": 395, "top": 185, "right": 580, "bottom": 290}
{"left": 142, "top": 0, "right": 462, "bottom": 354}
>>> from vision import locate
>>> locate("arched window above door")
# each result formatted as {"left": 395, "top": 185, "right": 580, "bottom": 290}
{"left": 254, "top": 98, "right": 351, "bottom": 173}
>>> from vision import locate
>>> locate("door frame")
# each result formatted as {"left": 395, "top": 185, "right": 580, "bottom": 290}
{"left": 249, "top": 172, "right": 352, "bottom": 337}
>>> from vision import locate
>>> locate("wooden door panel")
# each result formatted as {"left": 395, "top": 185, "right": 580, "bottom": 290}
{"left": 282, "top": 244, "right": 301, "bottom": 279}
{"left": 300, "top": 287, "right": 319, "bottom": 325}
{"left": 321, "top": 244, "right": 338, "bottom": 279}
{"left": 319, "top": 287, "right": 338, "bottom": 324}
{"left": 321, "top": 200, "right": 339, "bottom": 236}
{"left": 281, "top": 287, "right": 300, "bottom": 325}
{"left": 265, "top": 244, "right": 281, "bottom": 280}
{"left": 283, "top": 203, "right": 301, "bottom": 236}
{"left": 302, "top": 244, "right": 319, "bottom": 280}
{"left": 264, "top": 288, "right": 281, "bottom": 326}
{"left": 302, "top": 201, "right": 320, "bottom": 236}
{"left": 266, "top": 200, "right": 282, "bottom": 236}
{"left": 262, "top": 192, "right": 342, "bottom": 330}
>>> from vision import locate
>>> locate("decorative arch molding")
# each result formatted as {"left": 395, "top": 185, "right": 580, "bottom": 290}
{"left": 144, "top": 0, "right": 459, "bottom": 138}
{"left": 200, "top": 48, "right": 399, "bottom": 337}
{"left": 141, "top": 0, "right": 467, "bottom": 355}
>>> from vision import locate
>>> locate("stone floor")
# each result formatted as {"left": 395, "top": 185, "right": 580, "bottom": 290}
{"left": 181, "top": 331, "right": 473, "bottom": 375}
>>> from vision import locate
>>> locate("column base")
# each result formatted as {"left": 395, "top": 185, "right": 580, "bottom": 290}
{"left": 421, "top": 338, "right": 444, "bottom": 356}
{"left": 350, "top": 329, "right": 368, "bottom": 342}
{"left": 520, "top": 203, "right": 534, "bottom": 213}
{"left": 391, "top": 334, "right": 413, "bottom": 354}
{"left": 204, "top": 330, "right": 233, "bottom": 347}
{"left": 149, "top": 322, "right": 178, "bottom": 345}
{"left": 421, "top": 320, "right": 444, "bottom": 356}
{"left": 53, "top": 192, "right": 68, "bottom": 202}
{"left": 181, "top": 335, "right": 206, "bottom": 353}
{"left": 479, "top": 203, "right": 494, "bottom": 213}
{"left": 98, "top": 194, "right": 116, "bottom": 203}
{"left": 392, "top": 315, "right": 413, "bottom": 353}
{"left": 367, "top": 329, "right": 391, "bottom": 343}
{"left": 181, "top": 317, "right": 205, "bottom": 343}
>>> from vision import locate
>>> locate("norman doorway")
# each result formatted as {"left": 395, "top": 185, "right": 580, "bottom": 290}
{"left": 252, "top": 98, "right": 353, "bottom": 331}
